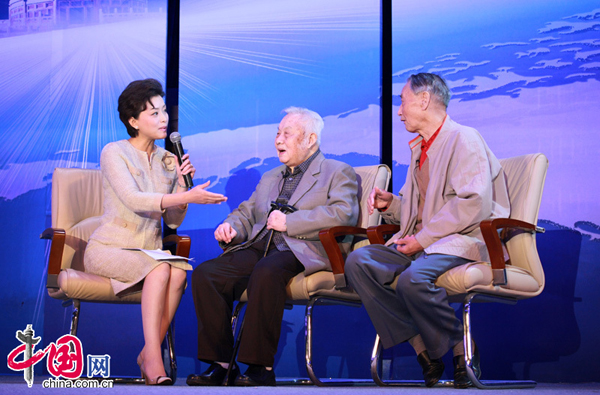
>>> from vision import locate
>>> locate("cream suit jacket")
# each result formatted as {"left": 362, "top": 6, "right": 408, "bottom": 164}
{"left": 382, "top": 116, "right": 510, "bottom": 262}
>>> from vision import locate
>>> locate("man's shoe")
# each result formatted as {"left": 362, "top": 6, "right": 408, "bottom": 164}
{"left": 186, "top": 363, "right": 239, "bottom": 386}
{"left": 453, "top": 342, "right": 481, "bottom": 389}
{"left": 453, "top": 355, "right": 471, "bottom": 389}
{"left": 416, "top": 351, "right": 444, "bottom": 387}
{"left": 234, "top": 364, "right": 276, "bottom": 386}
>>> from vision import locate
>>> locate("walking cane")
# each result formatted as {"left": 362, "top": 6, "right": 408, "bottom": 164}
{"left": 263, "top": 200, "right": 297, "bottom": 257}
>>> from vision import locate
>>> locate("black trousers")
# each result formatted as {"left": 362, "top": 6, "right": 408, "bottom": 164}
{"left": 191, "top": 237, "right": 305, "bottom": 367}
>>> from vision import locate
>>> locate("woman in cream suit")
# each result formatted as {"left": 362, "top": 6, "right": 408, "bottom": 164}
{"left": 84, "top": 79, "right": 227, "bottom": 385}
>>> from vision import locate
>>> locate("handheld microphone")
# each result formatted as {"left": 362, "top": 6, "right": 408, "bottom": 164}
{"left": 169, "top": 132, "right": 193, "bottom": 188}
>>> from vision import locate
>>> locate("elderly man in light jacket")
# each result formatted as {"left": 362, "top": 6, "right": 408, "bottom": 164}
{"left": 345, "top": 73, "right": 510, "bottom": 389}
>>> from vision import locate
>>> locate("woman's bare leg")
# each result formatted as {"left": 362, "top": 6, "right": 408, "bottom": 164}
{"left": 138, "top": 266, "right": 187, "bottom": 377}
{"left": 140, "top": 263, "right": 171, "bottom": 380}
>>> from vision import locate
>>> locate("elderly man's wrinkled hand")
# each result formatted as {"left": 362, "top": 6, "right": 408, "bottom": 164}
{"left": 267, "top": 210, "right": 287, "bottom": 232}
{"left": 368, "top": 186, "right": 393, "bottom": 215}
{"left": 215, "top": 222, "right": 237, "bottom": 244}
{"left": 393, "top": 235, "right": 424, "bottom": 256}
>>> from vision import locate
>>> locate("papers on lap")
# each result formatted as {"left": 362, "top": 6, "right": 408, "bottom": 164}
{"left": 122, "top": 248, "right": 194, "bottom": 262}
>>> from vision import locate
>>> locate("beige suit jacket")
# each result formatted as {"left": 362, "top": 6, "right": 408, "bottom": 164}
{"left": 382, "top": 116, "right": 510, "bottom": 262}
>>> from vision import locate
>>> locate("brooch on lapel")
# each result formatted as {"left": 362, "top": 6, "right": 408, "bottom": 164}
{"left": 162, "top": 153, "right": 177, "bottom": 172}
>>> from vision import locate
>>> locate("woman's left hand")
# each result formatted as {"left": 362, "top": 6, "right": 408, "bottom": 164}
{"left": 176, "top": 153, "right": 195, "bottom": 187}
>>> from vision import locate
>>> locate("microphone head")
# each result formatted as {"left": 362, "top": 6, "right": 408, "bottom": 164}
{"left": 169, "top": 132, "right": 181, "bottom": 143}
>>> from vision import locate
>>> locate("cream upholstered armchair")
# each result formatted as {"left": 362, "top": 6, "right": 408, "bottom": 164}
{"left": 226, "top": 164, "right": 390, "bottom": 386}
{"left": 41, "top": 167, "right": 190, "bottom": 383}
{"left": 368, "top": 153, "right": 548, "bottom": 389}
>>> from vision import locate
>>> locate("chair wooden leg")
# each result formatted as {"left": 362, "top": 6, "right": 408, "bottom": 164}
{"left": 462, "top": 292, "right": 537, "bottom": 389}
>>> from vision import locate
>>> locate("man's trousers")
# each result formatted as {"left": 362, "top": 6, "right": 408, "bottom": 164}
{"left": 191, "top": 237, "right": 304, "bottom": 367}
{"left": 345, "top": 244, "right": 470, "bottom": 359}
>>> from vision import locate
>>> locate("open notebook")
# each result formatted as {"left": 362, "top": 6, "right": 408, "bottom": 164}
{"left": 122, "top": 248, "right": 194, "bottom": 262}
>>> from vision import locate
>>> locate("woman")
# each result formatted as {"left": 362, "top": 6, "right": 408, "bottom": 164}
{"left": 84, "top": 78, "right": 227, "bottom": 385}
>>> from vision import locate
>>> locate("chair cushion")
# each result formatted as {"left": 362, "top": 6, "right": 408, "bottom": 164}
{"left": 58, "top": 269, "right": 141, "bottom": 303}
{"left": 436, "top": 262, "right": 542, "bottom": 298}
{"left": 238, "top": 271, "right": 360, "bottom": 303}
{"left": 289, "top": 271, "right": 361, "bottom": 302}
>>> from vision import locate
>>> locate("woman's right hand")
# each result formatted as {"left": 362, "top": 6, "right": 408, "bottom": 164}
{"left": 188, "top": 181, "right": 227, "bottom": 204}
{"left": 176, "top": 153, "right": 196, "bottom": 189}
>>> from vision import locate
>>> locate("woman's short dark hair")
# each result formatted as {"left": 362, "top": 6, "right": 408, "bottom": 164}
{"left": 118, "top": 78, "right": 165, "bottom": 137}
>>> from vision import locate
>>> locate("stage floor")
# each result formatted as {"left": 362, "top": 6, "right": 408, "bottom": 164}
{"left": 1, "top": 375, "right": 599, "bottom": 394}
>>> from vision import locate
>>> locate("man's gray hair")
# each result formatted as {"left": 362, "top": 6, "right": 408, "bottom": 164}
{"left": 408, "top": 73, "right": 452, "bottom": 109}
{"left": 283, "top": 106, "right": 323, "bottom": 145}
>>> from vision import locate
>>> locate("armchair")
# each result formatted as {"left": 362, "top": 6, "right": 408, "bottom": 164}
{"left": 41, "top": 167, "right": 190, "bottom": 383}
{"left": 368, "top": 153, "right": 548, "bottom": 389}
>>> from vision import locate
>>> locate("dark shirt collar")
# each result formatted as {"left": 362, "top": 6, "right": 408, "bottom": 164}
{"left": 284, "top": 148, "right": 321, "bottom": 177}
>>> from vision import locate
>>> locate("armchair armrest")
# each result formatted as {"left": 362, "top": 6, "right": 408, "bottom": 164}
{"left": 163, "top": 234, "right": 191, "bottom": 258}
{"left": 40, "top": 228, "right": 66, "bottom": 288}
{"left": 366, "top": 224, "right": 400, "bottom": 245}
{"left": 319, "top": 226, "right": 367, "bottom": 289}
{"left": 480, "top": 218, "right": 542, "bottom": 286}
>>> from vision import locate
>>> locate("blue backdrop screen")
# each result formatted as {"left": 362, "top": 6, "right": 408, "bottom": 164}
{"left": 0, "top": 0, "right": 598, "bottom": 383}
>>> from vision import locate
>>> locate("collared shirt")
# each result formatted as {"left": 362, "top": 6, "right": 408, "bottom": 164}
{"left": 257, "top": 149, "right": 322, "bottom": 251}
{"left": 278, "top": 148, "right": 321, "bottom": 205}
{"left": 378, "top": 117, "right": 446, "bottom": 213}
{"left": 419, "top": 115, "right": 446, "bottom": 170}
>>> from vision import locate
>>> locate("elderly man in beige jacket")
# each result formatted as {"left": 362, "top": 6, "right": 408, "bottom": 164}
{"left": 345, "top": 73, "right": 510, "bottom": 389}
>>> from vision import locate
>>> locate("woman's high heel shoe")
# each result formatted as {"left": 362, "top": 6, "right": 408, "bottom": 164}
{"left": 146, "top": 376, "right": 173, "bottom": 386}
{"left": 139, "top": 361, "right": 173, "bottom": 386}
